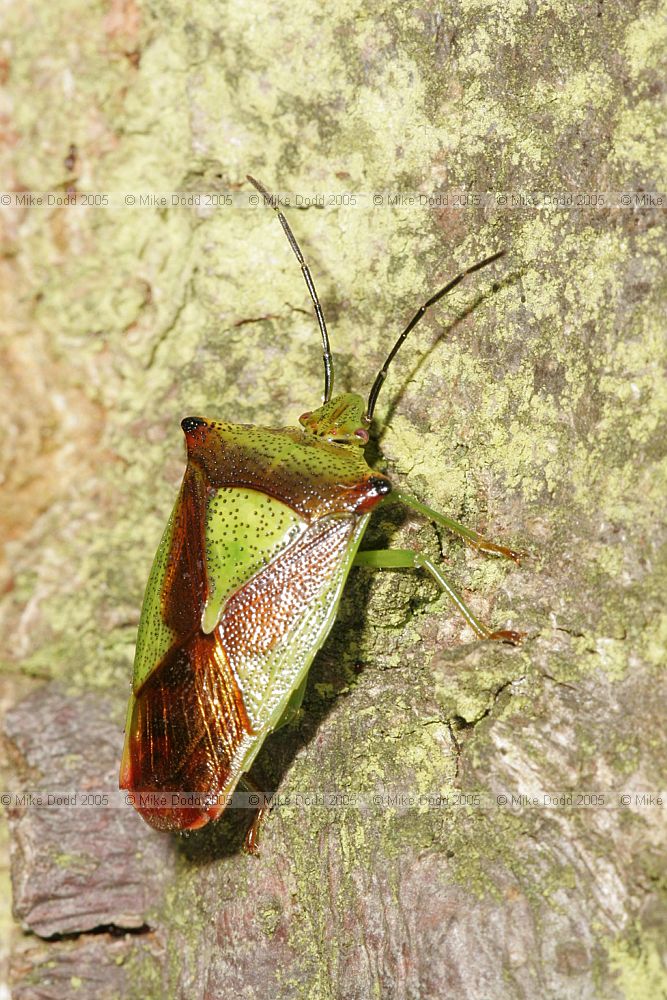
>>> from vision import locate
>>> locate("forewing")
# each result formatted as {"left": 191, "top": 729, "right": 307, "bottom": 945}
{"left": 201, "top": 487, "right": 305, "bottom": 634}
{"left": 221, "top": 511, "right": 370, "bottom": 737}
{"left": 120, "top": 629, "right": 254, "bottom": 830}
{"left": 131, "top": 463, "right": 207, "bottom": 691}
{"left": 120, "top": 511, "right": 369, "bottom": 830}
{"left": 121, "top": 464, "right": 255, "bottom": 830}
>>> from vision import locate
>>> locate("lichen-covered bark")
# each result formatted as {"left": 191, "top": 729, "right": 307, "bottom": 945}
{"left": 1, "top": 0, "right": 666, "bottom": 997}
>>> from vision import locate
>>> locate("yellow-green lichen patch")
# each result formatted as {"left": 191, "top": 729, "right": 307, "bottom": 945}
{"left": 546, "top": 67, "right": 615, "bottom": 126}
{"left": 607, "top": 929, "right": 667, "bottom": 1000}
{"left": 624, "top": 11, "right": 667, "bottom": 79}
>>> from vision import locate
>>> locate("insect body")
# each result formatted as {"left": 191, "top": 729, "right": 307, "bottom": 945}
{"left": 120, "top": 176, "right": 521, "bottom": 845}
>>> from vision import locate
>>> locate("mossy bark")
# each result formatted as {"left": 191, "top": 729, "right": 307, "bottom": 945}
{"left": 1, "top": 1, "right": 666, "bottom": 997}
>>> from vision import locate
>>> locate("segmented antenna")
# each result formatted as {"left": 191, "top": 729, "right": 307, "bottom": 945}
{"left": 365, "top": 250, "right": 505, "bottom": 422}
{"left": 247, "top": 175, "right": 334, "bottom": 403}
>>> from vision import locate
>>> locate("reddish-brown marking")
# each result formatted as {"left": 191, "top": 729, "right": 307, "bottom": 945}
{"left": 121, "top": 459, "right": 252, "bottom": 830}
{"left": 183, "top": 419, "right": 391, "bottom": 521}
{"left": 120, "top": 630, "right": 253, "bottom": 831}
{"left": 221, "top": 515, "right": 357, "bottom": 664}
{"left": 161, "top": 462, "right": 208, "bottom": 636}
{"left": 123, "top": 419, "right": 390, "bottom": 831}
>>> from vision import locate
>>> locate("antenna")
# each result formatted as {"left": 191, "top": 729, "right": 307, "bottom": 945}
{"left": 247, "top": 175, "right": 334, "bottom": 403}
{"left": 365, "top": 250, "right": 505, "bottom": 422}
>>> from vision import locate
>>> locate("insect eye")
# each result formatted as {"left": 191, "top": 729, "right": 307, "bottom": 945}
{"left": 354, "top": 429, "right": 369, "bottom": 443}
{"left": 299, "top": 411, "right": 312, "bottom": 423}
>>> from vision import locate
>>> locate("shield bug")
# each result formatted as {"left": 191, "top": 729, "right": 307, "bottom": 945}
{"left": 120, "top": 175, "right": 522, "bottom": 848}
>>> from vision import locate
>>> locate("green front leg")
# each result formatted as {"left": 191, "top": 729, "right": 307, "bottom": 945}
{"left": 390, "top": 489, "right": 522, "bottom": 563}
{"left": 354, "top": 548, "right": 521, "bottom": 644}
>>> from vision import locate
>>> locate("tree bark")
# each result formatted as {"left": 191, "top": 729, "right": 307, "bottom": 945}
{"left": 1, "top": 1, "right": 666, "bottom": 997}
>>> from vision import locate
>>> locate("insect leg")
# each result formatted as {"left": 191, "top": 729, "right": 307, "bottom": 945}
{"left": 390, "top": 490, "right": 523, "bottom": 563}
{"left": 354, "top": 548, "right": 522, "bottom": 644}
{"left": 239, "top": 774, "right": 272, "bottom": 855}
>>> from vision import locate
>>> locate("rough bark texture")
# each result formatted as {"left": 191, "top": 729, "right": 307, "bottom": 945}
{"left": 1, "top": 1, "right": 666, "bottom": 998}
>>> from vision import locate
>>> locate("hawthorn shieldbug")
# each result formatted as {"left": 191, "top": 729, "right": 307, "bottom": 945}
{"left": 120, "top": 175, "right": 522, "bottom": 847}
